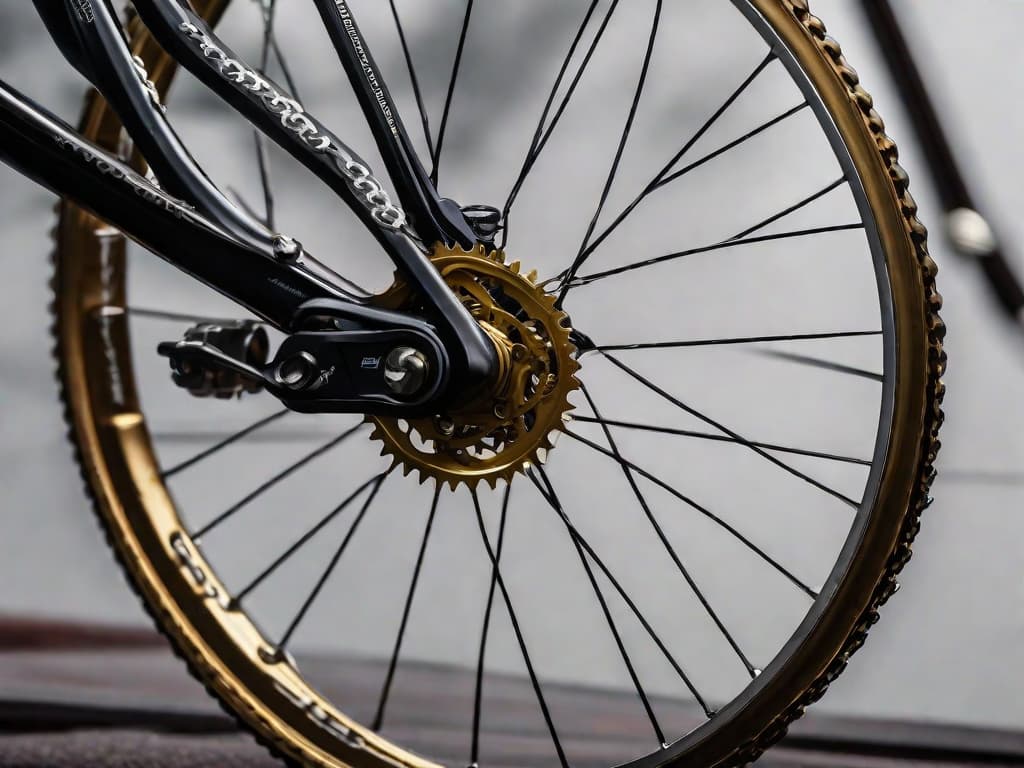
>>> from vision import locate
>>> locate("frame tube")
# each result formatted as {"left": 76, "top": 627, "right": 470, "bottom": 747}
{"left": 0, "top": 79, "right": 347, "bottom": 328}
{"left": 310, "top": 0, "right": 477, "bottom": 249}
{"left": 4, "top": 0, "right": 498, "bottom": 395}
{"left": 861, "top": 0, "right": 1024, "bottom": 322}
{"left": 37, "top": 0, "right": 274, "bottom": 254}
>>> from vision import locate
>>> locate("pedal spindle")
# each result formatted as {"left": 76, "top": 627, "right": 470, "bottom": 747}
{"left": 165, "top": 321, "right": 269, "bottom": 399}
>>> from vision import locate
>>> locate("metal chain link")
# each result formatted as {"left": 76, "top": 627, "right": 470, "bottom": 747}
{"left": 178, "top": 21, "right": 408, "bottom": 231}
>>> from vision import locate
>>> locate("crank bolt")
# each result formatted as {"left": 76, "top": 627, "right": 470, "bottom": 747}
{"left": 384, "top": 347, "right": 430, "bottom": 396}
{"left": 275, "top": 352, "right": 318, "bottom": 391}
{"left": 434, "top": 416, "right": 456, "bottom": 438}
{"left": 272, "top": 235, "right": 302, "bottom": 261}
{"left": 511, "top": 343, "right": 529, "bottom": 362}
{"left": 493, "top": 402, "right": 509, "bottom": 420}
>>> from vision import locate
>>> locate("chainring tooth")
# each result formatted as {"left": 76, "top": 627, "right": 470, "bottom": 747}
{"left": 370, "top": 243, "right": 580, "bottom": 489}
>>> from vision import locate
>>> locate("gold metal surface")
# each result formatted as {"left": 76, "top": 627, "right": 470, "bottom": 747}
{"left": 371, "top": 244, "right": 580, "bottom": 489}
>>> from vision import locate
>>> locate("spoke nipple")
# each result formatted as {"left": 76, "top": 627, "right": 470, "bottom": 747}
{"left": 753, "top": 668, "right": 763, "bottom": 677}
{"left": 258, "top": 645, "right": 285, "bottom": 665}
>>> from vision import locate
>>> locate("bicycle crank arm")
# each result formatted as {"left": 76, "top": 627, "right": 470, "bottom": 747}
{"left": 159, "top": 326, "right": 448, "bottom": 416}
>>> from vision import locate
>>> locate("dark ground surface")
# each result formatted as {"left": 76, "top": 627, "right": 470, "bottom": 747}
{"left": 0, "top": 618, "right": 1021, "bottom": 768}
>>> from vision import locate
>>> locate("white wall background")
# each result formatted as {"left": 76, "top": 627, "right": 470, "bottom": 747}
{"left": 0, "top": 0, "right": 1021, "bottom": 731}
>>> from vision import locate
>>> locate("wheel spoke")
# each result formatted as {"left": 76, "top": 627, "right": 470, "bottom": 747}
{"left": 253, "top": 0, "right": 376, "bottom": 301}
{"left": 254, "top": 0, "right": 283, "bottom": 231}
{"left": 758, "top": 350, "right": 884, "bottom": 382}
{"left": 580, "top": 383, "right": 756, "bottom": 675}
{"left": 270, "top": 38, "right": 303, "bottom": 101}
{"left": 125, "top": 306, "right": 262, "bottom": 325}
{"left": 257, "top": 0, "right": 302, "bottom": 100}
{"left": 598, "top": 329, "right": 882, "bottom": 352}
{"left": 603, "top": 352, "right": 861, "bottom": 508}
{"left": 276, "top": 473, "right": 387, "bottom": 653}
{"left": 258, "top": 0, "right": 276, "bottom": 72}
{"left": 253, "top": 130, "right": 275, "bottom": 230}
{"left": 567, "top": 0, "right": 663, "bottom": 296}
{"left": 524, "top": 470, "right": 712, "bottom": 716}
{"left": 470, "top": 489, "right": 568, "bottom": 768}
{"left": 502, "top": 0, "right": 617, "bottom": 236}
{"left": 563, "top": 427, "right": 819, "bottom": 598}
{"left": 534, "top": 465, "right": 666, "bottom": 745}
{"left": 192, "top": 422, "right": 366, "bottom": 540}
{"left": 566, "top": 223, "right": 864, "bottom": 289}
{"left": 652, "top": 103, "right": 809, "bottom": 192}
{"left": 388, "top": 0, "right": 435, "bottom": 158}
{"left": 571, "top": 415, "right": 870, "bottom": 467}
{"left": 731, "top": 177, "right": 849, "bottom": 241}
{"left": 228, "top": 183, "right": 268, "bottom": 226}
{"left": 470, "top": 484, "right": 511, "bottom": 766}
{"left": 161, "top": 409, "right": 289, "bottom": 479}
{"left": 431, "top": 0, "right": 475, "bottom": 185}
{"left": 254, "top": 0, "right": 272, "bottom": 71}
{"left": 252, "top": 1, "right": 377, "bottom": 300}
{"left": 564, "top": 52, "right": 777, "bottom": 276}
{"left": 231, "top": 474, "right": 387, "bottom": 606}
{"left": 372, "top": 486, "right": 441, "bottom": 732}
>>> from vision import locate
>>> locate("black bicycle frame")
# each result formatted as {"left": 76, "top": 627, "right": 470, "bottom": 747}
{"left": 11, "top": 1, "right": 1016, "bottom": 407}
{"left": 0, "top": 0, "right": 497, "bottom": 402}
{"left": 860, "top": 0, "right": 1024, "bottom": 325}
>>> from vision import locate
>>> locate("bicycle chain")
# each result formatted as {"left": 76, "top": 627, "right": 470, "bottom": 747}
{"left": 178, "top": 20, "right": 408, "bottom": 231}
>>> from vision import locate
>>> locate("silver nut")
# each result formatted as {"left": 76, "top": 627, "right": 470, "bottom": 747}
{"left": 384, "top": 347, "right": 430, "bottom": 396}
{"left": 275, "top": 352, "right": 318, "bottom": 391}
{"left": 434, "top": 416, "right": 456, "bottom": 438}
{"left": 272, "top": 235, "right": 302, "bottom": 260}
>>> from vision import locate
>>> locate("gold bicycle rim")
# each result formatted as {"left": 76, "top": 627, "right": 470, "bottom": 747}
{"left": 52, "top": 2, "right": 942, "bottom": 766}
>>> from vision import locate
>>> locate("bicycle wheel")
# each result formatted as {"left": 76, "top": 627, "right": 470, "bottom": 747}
{"left": 51, "top": 1, "right": 944, "bottom": 767}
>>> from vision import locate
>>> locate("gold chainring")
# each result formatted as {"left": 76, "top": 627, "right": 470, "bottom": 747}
{"left": 370, "top": 244, "right": 580, "bottom": 489}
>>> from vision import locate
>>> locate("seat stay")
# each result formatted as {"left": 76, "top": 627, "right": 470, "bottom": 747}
{"left": 309, "top": 0, "right": 478, "bottom": 250}
{"left": 33, "top": 0, "right": 276, "bottom": 256}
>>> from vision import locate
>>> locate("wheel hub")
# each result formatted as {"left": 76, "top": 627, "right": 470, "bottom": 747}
{"left": 370, "top": 244, "right": 580, "bottom": 488}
